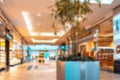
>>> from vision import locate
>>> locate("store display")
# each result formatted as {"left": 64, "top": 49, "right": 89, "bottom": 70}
{"left": 44, "top": 52, "right": 50, "bottom": 64}
{"left": 0, "top": 38, "right": 6, "bottom": 70}
{"left": 38, "top": 53, "right": 44, "bottom": 63}
{"left": 10, "top": 50, "right": 21, "bottom": 65}
{"left": 0, "top": 50, "right": 6, "bottom": 69}
{"left": 97, "top": 48, "right": 113, "bottom": 66}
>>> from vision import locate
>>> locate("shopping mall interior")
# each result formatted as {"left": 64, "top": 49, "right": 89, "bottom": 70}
{"left": 1, "top": 0, "right": 120, "bottom": 80}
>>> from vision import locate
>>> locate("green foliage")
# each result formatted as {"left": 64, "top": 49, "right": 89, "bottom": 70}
{"left": 51, "top": 0, "right": 101, "bottom": 55}
{"left": 51, "top": 0, "right": 101, "bottom": 36}
{"left": 58, "top": 55, "right": 97, "bottom": 61}
{"left": 51, "top": 0, "right": 100, "bottom": 27}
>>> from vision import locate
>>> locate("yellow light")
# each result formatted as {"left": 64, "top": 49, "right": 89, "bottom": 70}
{"left": 22, "top": 11, "right": 38, "bottom": 36}
{"left": 40, "top": 32, "right": 55, "bottom": 36}
{"left": 32, "top": 38, "right": 58, "bottom": 43}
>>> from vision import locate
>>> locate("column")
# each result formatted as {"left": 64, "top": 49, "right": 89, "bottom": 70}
{"left": 5, "top": 39, "right": 9, "bottom": 70}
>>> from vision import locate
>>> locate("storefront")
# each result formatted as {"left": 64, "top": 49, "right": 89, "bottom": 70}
{"left": 0, "top": 38, "right": 6, "bottom": 71}
{"left": 113, "top": 6, "right": 120, "bottom": 74}
{"left": 78, "top": 28, "right": 95, "bottom": 57}
{"left": 9, "top": 30, "right": 25, "bottom": 66}
{"left": 9, "top": 41, "right": 21, "bottom": 66}
{"left": 24, "top": 45, "right": 58, "bottom": 62}
{"left": 78, "top": 19, "right": 114, "bottom": 71}
{"left": 0, "top": 14, "right": 6, "bottom": 71}
{"left": 0, "top": 27, "right": 22, "bottom": 70}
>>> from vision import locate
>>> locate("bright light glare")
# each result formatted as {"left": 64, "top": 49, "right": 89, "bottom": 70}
{"left": 22, "top": 12, "right": 32, "bottom": 34}
{"left": 32, "top": 38, "right": 58, "bottom": 43}
{"left": 22, "top": 11, "right": 73, "bottom": 43}
{"left": 99, "top": 33, "right": 113, "bottom": 37}
{"left": 40, "top": 23, "right": 72, "bottom": 37}
{"left": 58, "top": 23, "right": 72, "bottom": 37}
{"left": 0, "top": 0, "right": 4, "bottom": 4}
{"left": 79, "top": 0, "right": 113, "bottom": 4}
{"left": 0, "top": 39, "right": 4, "bottom": 42}
{"left": 22, "top": 11, "right": 38, "bottom": 36}
{"left": 40, "top": 32, "right": 55, "bottom": 36}
{"left": 22, "top": 11, "right": 73, "bottom": 38}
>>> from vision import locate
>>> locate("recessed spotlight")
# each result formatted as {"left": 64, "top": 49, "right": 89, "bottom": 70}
{"left": 36, "top": 13, "right": 41, "bottom": 17}
{"left": 0, "top": 21, "right": 2, "bottom": 24}
{"left": 0, "top": 0, "right": 4, "bottom": 4}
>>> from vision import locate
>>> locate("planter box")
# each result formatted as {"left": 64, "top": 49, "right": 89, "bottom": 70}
{"left": 57, "top": 61, "right": 100, "bottom": 80}
{"left": 57, "top": 61, "right": 65, "bottom": 80}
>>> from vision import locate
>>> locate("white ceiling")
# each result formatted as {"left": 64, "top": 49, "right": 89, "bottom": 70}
{"left": 0, "top": 0, "right": 120, "bottom": 45}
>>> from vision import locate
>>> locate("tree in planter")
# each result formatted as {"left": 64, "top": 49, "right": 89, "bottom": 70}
{"left": 51, "top": 0, "right": 101, "bottom": 56}
{"left": 70, "top": 26, "right": 86, "bottom": 56}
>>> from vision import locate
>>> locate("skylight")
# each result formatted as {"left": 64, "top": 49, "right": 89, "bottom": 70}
{"left": 80, "top": 0, "right": 113, "bottom": 4}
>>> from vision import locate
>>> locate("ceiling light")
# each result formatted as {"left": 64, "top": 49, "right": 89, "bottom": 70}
{"left": 22, "top": 11, "right": 72, "bottom": 37}
{"left": 0, "top": 39, "right": 4, "bottom": 42}
{"left": 32, "top": 38, "right": 58, "bottom": 43}
{"left": 40, "top": 32, "right": 55, "bottom": 36}
{"left": 22, "top": 12, "right": 32, "bottom": 32}
{"left": 0, "top": 21, "right": 2, "bottom": 24}
{"left": 22, "top": 11, "right": 39, "bottom": 36}
{"left": 36, "top": 13, "right": 41, "bottom": 17}
{"left": 31, "top": 32, "right": 38, "bottom": 36}
{"left": 0, "top": 0, "right": 4, "bottom": 4}
{"left": 99, "top": 33, "right": 113, "bottom": 37}
{"left": 13, "top": 40, "right": 17, "bottom": 43}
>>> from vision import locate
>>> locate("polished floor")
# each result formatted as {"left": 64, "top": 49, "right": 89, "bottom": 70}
{"left": 0, "top": 60, "right": 120, "bottom": 80}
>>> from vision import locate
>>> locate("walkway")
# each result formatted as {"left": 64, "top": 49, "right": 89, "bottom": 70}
{"left": 0, "top": 61, "right": 120, "bottom": 80}
{"left": 0, "top": 61, "right": 56, "bottom": 80}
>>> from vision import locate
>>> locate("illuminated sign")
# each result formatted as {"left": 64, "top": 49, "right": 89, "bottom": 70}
{"left": 5, "top": 33, "right": 13, "bottom": 41}
{"left": 23, "top": 45, "right": 58, "bottom": 50}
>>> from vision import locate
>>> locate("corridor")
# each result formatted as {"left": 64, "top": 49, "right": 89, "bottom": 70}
{"left": 0, "top": 61, "right": 56, "bottom": 80}
{"left": 0, "top": 61, "right": 120, "bottom": 80}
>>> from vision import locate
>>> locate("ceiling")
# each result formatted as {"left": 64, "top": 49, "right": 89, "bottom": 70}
{"left": 0, "top": 0, "right": 120, "bottom": 45}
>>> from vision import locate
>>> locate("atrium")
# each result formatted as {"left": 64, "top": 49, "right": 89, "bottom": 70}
{"left": 0, "top": 0, "right": 120, "bottom": 80}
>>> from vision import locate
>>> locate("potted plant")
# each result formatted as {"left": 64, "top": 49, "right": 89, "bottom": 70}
{"left": 57, "top": 55, "right": 100, "bottom": 80}
{"left": 51, "top": 0, "right": 101, "bottom": 56}
{"left": 50, "top": 0, "right": 101, "bottom": 80}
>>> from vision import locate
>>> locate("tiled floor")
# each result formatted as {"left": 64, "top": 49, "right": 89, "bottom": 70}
{"left": 0, "top": 61, "right": 120, "bottom": 80}
{"left": 0, "top": 61, "right": 56, "bottom": 80}
{"left": 101, "top": 71, "right": 120, "bottom": 80}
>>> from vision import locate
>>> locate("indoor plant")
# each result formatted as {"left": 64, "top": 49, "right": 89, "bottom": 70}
{"left": 51, "top": 0, "right": 101, "bottom": 55}
{"left": 57, "top": 55, "right": 100, "bottom": 80}
{"left": 51, "top": 0, "right": 101, "bottom": 80}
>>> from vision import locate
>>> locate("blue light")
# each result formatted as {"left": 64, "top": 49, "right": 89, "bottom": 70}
{"left": 6, "top": 33, "right": 13, "bottom": 40}
{"left": 61, "top": 45, "right": 68, "bottom": 51}
{"left": 23, "top": 45, "right": 58, "bottom": 50}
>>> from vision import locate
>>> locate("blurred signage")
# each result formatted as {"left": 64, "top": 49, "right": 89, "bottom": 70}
{"left": 5, "top": 33, "right": 13, "bottom": 41}
{"left": 0, "top": 42, "right": 5, "bottom": 46}
{"left": 16, "top": 53, "right": 21, "bottom": 59}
